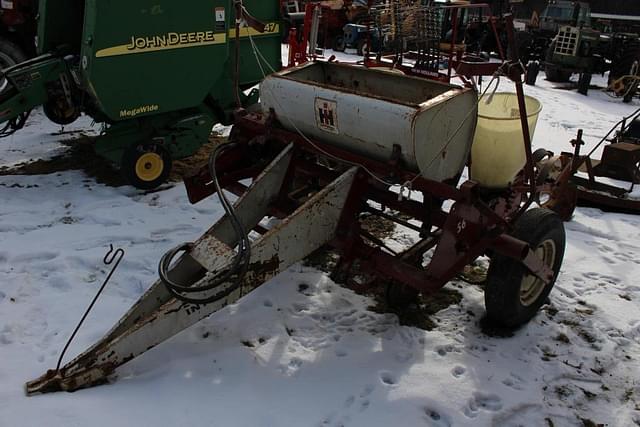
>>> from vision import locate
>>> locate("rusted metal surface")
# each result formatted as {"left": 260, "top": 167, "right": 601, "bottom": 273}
{"left": 592, "top": 142, "right": 640, "bottom": 184}
{"left": 578, "top": 185, "right": 640, "bottom": 215}
{"left": 555, "top": 129, "right": 640, "bottom": 215}
{"left": 260, "top": 61, "right": 478, "bottom": 183}
{"left": 27, "top": 151, "right": 357, "bottom": 395}
{"left": 190, "top": 145, "right": 294, "bottom": 268}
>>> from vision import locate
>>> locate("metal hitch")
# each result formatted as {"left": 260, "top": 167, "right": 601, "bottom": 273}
{"left": 26, "top": 145, "right": 357, "bottom": 395}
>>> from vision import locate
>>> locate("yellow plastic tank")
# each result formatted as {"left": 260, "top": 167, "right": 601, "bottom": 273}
{"left": 470, "top": 93, "right": 542, "bottom": 189}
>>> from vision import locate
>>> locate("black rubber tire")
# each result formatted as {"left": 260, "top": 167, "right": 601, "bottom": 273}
{"left": 484, "top": 208, "right": 566, "bottom": 329}
{"left": 43, "top": 99, "right": 80, "bottom": 125}
{"left": 386, "top": 283, "right": 420, "bottom": 309}
{"left": 121, "top": 143, "right": 172, "bottom": 190}
{"left": 545, "top": 66, "right": 572, "bottom": 83}
{"left": 333, "top": 35, "right": 346, "bottom": 52}
{"left": 356, "top": 39, "right": 368, "bottom": 56}
{"left": 525, "top": 62, "right": 540, "bottom": 86}
{"left": 515, "top": 31, "right": 533, "bottom": 65}
{"left": 623, "top": 86, "right": 637, "bottom": 103}
{"left": 578, "top": 73, "right": 592, "bottom": 96}
{"left": 0, "top": 38, "right": 28, "bottom": 94}
{"left": 610, "top": 39, "right": 640, "bottom": 83}
{"left": 532, "top": 148, "right": 553, "bottom": 164}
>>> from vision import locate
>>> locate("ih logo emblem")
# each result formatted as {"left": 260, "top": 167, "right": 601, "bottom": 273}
{"left": 315, "top": 98, "right": 339, "bottom": 134}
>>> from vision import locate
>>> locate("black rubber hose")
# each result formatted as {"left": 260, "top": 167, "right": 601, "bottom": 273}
{"left": 0, "top": 111, "right": 30, "bottom": 138}
{"left": 158, "top": 143, "right": 251, "bottom": 304}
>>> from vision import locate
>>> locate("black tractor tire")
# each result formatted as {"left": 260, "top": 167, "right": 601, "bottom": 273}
{"left": 623, "top": 85, "right": 637, "bottom": 103}
{"left": 43, "top": 99, "right": 81, "bottom": 125}
{"left": 578, "top": 73, "right": 592, "bottom": 96}
{"left": 356, "top": 39, "right": 369, "bottom": 56}
{"left": 0, "top": 38, "right": 28, "bottom": 93}
{"left": 545, "top": 66, "right": 572, "bottom": 83}
{"left": 610, "top": 39, "right": 640, "bottom": 83}
{"left": 484, "top": 208, "right": 566, "bottom": 329}
{"left": 386, "top": 283, "right": 420, "bottom": 309}
{"left": 333, "top": 35, "right": 346, "bottom": 52}
{"left": 121, "top": 142, "right": 172, "bottom": 190}
{"left": 515, "top": 30, "right": 534, "bottom": 65}
{"left": 525, "top": 61, "right": 540, "bottom": 86}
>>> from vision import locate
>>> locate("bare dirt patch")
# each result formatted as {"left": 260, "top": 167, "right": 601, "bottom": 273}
{"left": 0, "top": 135, "right": 228, "bottom": 188}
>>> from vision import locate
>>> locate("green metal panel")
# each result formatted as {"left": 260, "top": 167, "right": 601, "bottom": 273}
{"left": 80, "top": 0, "right": 282, "bottom": 123}
{"left": 0, "top": 57, "right": 68, "bottom": 121}
{"left": 37, "top": 0, "right": 85, "bottom": 55}
{"left": 81, "top": 0, "right": 231, "bottom": 122}
{"left": 2, "top": 0, "right": 283, "bottom": 173}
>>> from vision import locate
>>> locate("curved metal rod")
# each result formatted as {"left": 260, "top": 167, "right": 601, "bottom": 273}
{"left": 56, "top": 244, "right": 125, "bottom": 372}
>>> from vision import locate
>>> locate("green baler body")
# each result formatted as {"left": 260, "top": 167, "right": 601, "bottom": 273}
{"left": 77, "top": 0, "right": 280, "bottom": 123}
{"left": 4, "top": 0, "right": 281, "bottom": 166}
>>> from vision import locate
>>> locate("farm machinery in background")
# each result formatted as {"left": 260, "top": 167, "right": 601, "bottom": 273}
{"left": 0, "top": 0, "right": 37, "bottom": 78}
{"left": 0, "top": 0, "right": 282, "bottom": 189}
{"left": 286, "top": 0, "right": 509, "bottom": 83}
{"left": 23, "top": 1, "right": 579, "bottom": 395}
{"left": 281, "top": 0, "right": 369, "bottom": 50}
{"left": 541, "top": 110, "right": 640, "bottom": 215}
{"left": 513, "top": 0, "right": 640, "bottom": 101}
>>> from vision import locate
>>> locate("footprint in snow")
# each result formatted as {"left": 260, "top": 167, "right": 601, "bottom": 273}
{"left": 279, "top": 357, "right": 303, "bottom": 377}
{"left": 451, "top": 366, "right": 466, "bottom": 378}
{"left": 291, "top": 302, "right": 309, "bottom": 313}
{"left": 463, "top": 392, "right": 503, "bottom": 418}
{"left": 344, "top": 395, "right": 355, "bottom": 408}
{"left": 297, "top": 283, "right": 315, "bottom": 296}
{"left": 335, "top": 348, "right": 348, "bottom": 358}
{"left": 319, "top": 384, "right": 374, "bottom": 426}
{"left": 435, "top": 344, "right": 461, "bottom": 357}
{"left": 501, "top": 372, "right": 526, "bottom": 391}
{"left": 360, "top": 384, "right": 375, "bottom": 398}
{"left": 379, "top": 371, "right": 397, "bottom": 386}
{"left": 423, "top": 407, "right": 452, "bottom": 427}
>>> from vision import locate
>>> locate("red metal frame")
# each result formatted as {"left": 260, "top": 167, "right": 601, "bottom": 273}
{"left": 180, "top": 9, "right": 573, "bottom": 299}
{"left": 184, "top": 106, "right": 563, "bottom": 296}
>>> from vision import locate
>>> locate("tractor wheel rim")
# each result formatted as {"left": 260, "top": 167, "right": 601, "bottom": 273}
{"left": 0, "top": 52, "right": 17, "bottom": 93}
{"left": 135, "top": 152, "right": 164, "bottom": 182}
{"left": 520, "top": 239, "right": 556, "bottom": 307}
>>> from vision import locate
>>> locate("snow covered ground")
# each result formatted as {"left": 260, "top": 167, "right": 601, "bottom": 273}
{"left": 1, "top": 58, "right": 640, "bottom": 427}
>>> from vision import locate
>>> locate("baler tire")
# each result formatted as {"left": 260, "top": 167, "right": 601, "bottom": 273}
{"left": 484, "top": 208, "right": 565, "bottom": 329}
{"left": 122, "top": 143, "right": 172, "bottom": 190}
{"left": 0, "top": 38, "right": 28, "bottom": 94}
{"left": 43, "top": 100, "right": 80, "bottom": 126}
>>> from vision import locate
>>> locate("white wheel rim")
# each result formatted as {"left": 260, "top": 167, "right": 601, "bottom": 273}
{"left": 0, "top": 52, "right": 17, "bottom": 93}
{"left": 520, "top": 239, "right": 556, "bottom": 307}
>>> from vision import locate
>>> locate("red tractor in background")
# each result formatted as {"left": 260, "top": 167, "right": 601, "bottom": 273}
{"left": 281, "top": 0, "right": 368, "bottom": 49}
{"left": 0, "top": 0, "right": 37, "bottom": 84}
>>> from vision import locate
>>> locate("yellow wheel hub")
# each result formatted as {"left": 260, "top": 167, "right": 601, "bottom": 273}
{"left": 135, "top": 152, "right": 164, "bottom": 182}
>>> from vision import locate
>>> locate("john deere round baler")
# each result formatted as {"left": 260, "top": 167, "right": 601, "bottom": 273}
{"left": 0, "top": 0, "right": 281, "bottom": 188}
